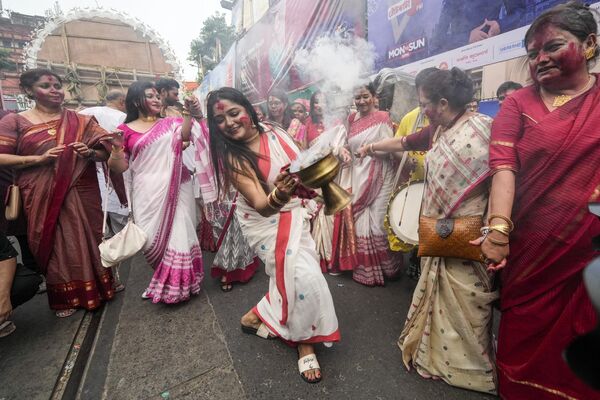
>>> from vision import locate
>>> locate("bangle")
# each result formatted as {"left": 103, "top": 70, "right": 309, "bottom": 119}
{"left": 182, "top": 109, "right": 191, "bottom": 116}
{"left": 273, "top": 187, "right": 289, "bottom": 203}
{"left": 267, "top": 194, "right": 284, "bottom": 209}
{"left": 268, "top": 192, "right": 286, "bottom": 208}
{"left": 110, "top": 153, "right": 124, "bottom": 160}
{"left": 112, "top": 146, "right": 124, "bottom": 153}
{"left": 369, "top": 143, "right": 375, "bottom": 154}
{"left": 487, "top": 235, "right": 510, "bottom": 246}
{"left": 489, "top": 224, "right": 511, "bottom": 236}
{"left": 488, "top": 214, "right": 514, "bottom": 231}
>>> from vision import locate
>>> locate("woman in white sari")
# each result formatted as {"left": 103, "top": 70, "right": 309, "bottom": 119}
{"left": 358, "top": 68, "right": 498, "bottom": 394}
{"left": 206, "top": 87, "right": 339, "bottom": 384}
{"left": 347, "top": 83, "right": 403, "bottom": 286}
{"left": 109, "top": 81, "right": 203, "bottom": 304}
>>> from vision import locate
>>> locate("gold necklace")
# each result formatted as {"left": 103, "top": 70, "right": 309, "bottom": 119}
{"left": 140, "top": 115, "right": 157, "bottom": 122}
{"left": 33, "top": 107, "right": 61, "bottom": 136}
{"left": 545, "top": 76, "right": 595, "bottom": 107}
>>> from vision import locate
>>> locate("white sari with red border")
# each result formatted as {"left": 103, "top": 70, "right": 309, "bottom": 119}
{"left": 235, "top": 123, "right": 340, "bottom": 344}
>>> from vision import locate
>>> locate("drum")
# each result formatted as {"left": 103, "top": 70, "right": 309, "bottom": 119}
{"left": 385, "top": 181, "right": 425, "bottom": 251}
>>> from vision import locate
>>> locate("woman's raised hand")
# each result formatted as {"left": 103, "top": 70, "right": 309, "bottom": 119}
{"left": 110, "top": 130, "right": 124, "bottom": 149}
{"left": 39, "top": 145, "right": 66, "bottom": 163}
{"left": 184, "top": 95, "right": 203, "bottom": 118}
{"left": 274, "top": 170, "right": 298, "bottom": 199}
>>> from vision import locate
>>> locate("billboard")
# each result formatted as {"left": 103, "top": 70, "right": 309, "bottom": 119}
{"left": 368, "top": 0, "right": 598, "bottom": 72}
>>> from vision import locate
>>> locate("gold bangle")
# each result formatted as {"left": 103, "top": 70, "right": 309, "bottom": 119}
{"left": 267, "top": 194, "right": 284, "bottom": 209}
{"left": 487, "top": 236, "right": 510, "bottom": 246}
{"left": 273, "top": 187, "right": 289, "bottom": 203}
{"left": 488, "top": 214, "right": 514, "bottom": 231}
{"left": 268, "top": 192, "right": 286, "bottom": 207}
{"left": 489, "top": 224, "right": 511, "bottom": 236}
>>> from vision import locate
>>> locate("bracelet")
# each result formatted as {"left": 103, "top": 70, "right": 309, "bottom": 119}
{"left": 110, "top": 153, "right": 125, "bottom": 160}
{"left": 182, "top": 109, "right": 191, "bottom": 116}
{"left": 112, "top": 146, "right": 124, "bottom": 153}
{"left": 267, "top": 194, "right": 284, "bottom": 209}
{"left": 268, "top": 192, "right": 286, "bottom": 208}
{"left": 489, "top": 224, "right": 511, "bottom": 236}
{"left": 369, "top": 143, "right": 375, "bottom": 154}
{"left": 487, "top": 214, "right": 514, "bottom": 232}
{"left": 487, "top": 235, "right": 510, "bottom": 246}
{"left": 273, "top": 187, "right": 290, "bottom": 203}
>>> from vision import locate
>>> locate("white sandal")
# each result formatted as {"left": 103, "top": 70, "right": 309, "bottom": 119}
{"left": 241, "top": 323, "right": 274, "bottom": 339}
{"left": 298, "top": 353, "right": 322, "bottom": 384}
{"left": 0, "top": 320, "right": 16, "bottom": 338}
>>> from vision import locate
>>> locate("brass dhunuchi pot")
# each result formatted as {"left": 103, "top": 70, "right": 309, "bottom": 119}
{"left": 294, "top": 152, "right": 351, "bottom": 215}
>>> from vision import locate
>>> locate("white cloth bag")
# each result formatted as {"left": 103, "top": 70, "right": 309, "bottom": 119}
{"left": 98, "top": 173, "right": 147, "bottom": 268}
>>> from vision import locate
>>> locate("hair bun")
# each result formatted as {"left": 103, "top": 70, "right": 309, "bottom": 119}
{"left": 450, "top": 67, "right": 470, "bottom": 87}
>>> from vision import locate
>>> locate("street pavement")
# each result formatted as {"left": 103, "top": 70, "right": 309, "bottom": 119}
{"left": 0, "top": 253, "right": 498, "bottom": 400}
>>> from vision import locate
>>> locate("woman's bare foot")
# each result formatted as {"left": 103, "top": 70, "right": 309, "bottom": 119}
{"left": 298, "top": 343, "right": 321, "bottom": 383}
{"left": 220, "top": 277, "right": 233, "bottom": 292}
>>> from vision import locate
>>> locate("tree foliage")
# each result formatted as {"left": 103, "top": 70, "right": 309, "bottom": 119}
{"left": 188, "top": 12, "right": 235, "bottom": 81}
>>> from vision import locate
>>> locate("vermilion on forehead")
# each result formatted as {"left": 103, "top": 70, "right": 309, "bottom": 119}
{"left": 216, "top": 101, "right": 225, "bottom": 110}
{"left": 527, "top": 25, "right": 570, "bottom": 49}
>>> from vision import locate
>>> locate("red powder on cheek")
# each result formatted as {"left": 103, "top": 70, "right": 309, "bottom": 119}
{"left": 240, "top": 115, "right": 250, "bottom": 124}
{"left": 556, "top": 42, "right": 585, "bottom": 76}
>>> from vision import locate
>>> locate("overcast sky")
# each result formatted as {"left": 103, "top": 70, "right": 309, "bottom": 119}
{"left": 3, "top": 0, "right": 229, "bottom": 80}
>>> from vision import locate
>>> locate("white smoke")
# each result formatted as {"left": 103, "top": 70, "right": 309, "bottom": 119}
{"left": 290, "top": 35, "right": 376, "bottom": 172}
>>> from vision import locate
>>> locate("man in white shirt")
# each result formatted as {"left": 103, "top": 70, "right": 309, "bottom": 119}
{"left": 79, "top": 90, "right": 129, "bottom": 291}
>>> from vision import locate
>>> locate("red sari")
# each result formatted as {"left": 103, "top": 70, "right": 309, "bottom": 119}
{"left": 490, "top": 79, "right": 600, "bottom": 399}
{"left": 0, "top": 110, "right": 114, "bottom": 311}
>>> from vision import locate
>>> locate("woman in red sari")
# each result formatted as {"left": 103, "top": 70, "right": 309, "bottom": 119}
{"left": 0, "top": 69, "right": 116, "bottom": 317}
{"left": 480, "top": 3, "right": 600, "bottom": 399}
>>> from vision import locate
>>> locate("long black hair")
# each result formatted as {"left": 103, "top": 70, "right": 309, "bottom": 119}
{"left": 124, "top": 80, "right": 158, "bottom": 123}
{"left": 267, "top": 88, "right": 292, "bottom": 130}
{"left": 206, "top": 87, "right": 268, "bottom": 194}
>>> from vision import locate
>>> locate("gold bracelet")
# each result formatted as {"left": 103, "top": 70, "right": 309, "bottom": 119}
{"left": 273, "top": 187, "right": 289, "bottom": 203}
{"left": 489, "top": 224, "right": 511, "bottom": 236}
{"left": 267, "top": 194, "right": 284, "bottom": 209}
{"left": 488, "top": 214, "right": 514, "bottom": 231}
{"left": 268, "top": 192, "right": 286, "bottom": 207}
{"left": 487, "top": 236, "right": 510, "bottom": 246}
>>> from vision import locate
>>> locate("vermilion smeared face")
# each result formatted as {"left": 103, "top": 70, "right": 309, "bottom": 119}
{"left": 30, "top": 74, "right": 64, "bottom": 106}
{"left": 526, "top": 24, "right": 587, "bottom": 87}
{"left": 212, "top": 99, "right": 255, "bottom": 142}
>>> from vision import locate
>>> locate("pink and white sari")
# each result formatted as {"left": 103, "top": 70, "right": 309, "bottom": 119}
{"left": 347, "top": 111, "right": 403, "bottom": 286}
{"left": 236, "top": 123, "right": 340, "bottom": 344}
{"left": 120, "top": 117, "right": 203, "bottom": 303}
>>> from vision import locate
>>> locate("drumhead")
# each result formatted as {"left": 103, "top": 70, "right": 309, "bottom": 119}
{"left": 387, "top": 181, "right": 425, "bottom": 245}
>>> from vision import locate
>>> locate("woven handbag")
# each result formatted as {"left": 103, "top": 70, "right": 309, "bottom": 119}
{"left": 417, "top": 215, "right": 483, "bottom": 261}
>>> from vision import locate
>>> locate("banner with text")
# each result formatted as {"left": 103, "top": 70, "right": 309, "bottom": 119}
{"left": 368, "top": 0, "right": 599, "bottom": 73}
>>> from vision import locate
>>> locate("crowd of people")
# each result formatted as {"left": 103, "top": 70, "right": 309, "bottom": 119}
{"left": 0, "top": 1, "right": 598, "bottom": 398}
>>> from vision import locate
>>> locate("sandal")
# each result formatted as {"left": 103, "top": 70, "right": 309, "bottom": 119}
{"left": 241, "top": 323, "right": 275, "bottom": 339}
{"left": 0, "top": 320, "right": 16, "bottom": 338}
{"left": 220, "top": 280, "right": 233, "bottom": 292}
{"left": 55, "top": 309, "right": 77, "bottom": 318}
{"left": 298, "top": 352, "right": 322, "bottom": 384}
{"left": 113, "top": 283, "right": 126, "bottom": 293}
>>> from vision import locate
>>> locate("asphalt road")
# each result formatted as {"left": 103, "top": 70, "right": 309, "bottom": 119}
{"left": 0, "top": 253, "right": 498, "bottom": 400}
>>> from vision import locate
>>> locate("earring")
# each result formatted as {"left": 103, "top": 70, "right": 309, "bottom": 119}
{"left": 585, "top": 46, "right": 596, "bottom": 60}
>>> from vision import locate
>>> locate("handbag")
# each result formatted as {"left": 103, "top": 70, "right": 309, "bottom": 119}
{"left": 98, "top": 173, "right": 147, "bottom": 268}
{"left": 5, "top": 184, "right": 21, "bottom": 221}
{"left": 417, "top": 215, "right": 483, "bottom": 261}
{"left": 416, "top": 125, "right": 485, "bottom": 262}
